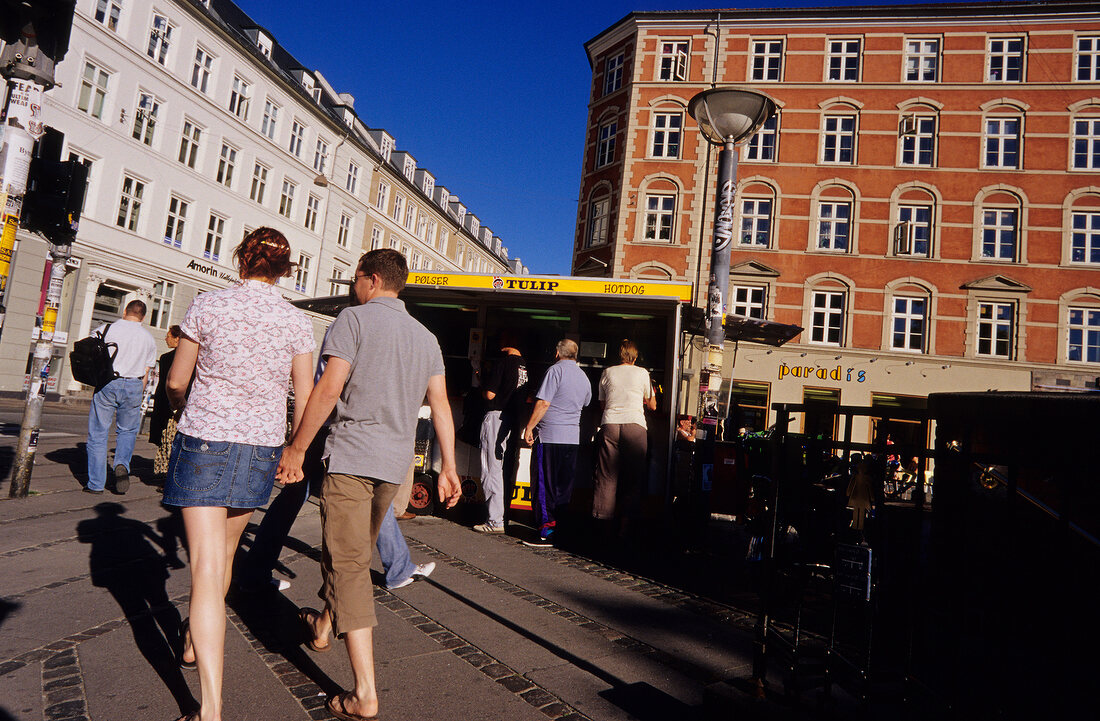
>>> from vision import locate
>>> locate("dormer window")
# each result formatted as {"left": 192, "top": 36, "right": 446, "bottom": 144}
{"left": 380, "top": 135, "right": 393, "bottom": 162}
{"left": 424, "top": 176, "right": 434, "bottom": 197}
{"left": 403, "top": 158, "right": 414, "bottom": 180}
{"left": 256, "top": 32, "right": 273, "bottom": 58}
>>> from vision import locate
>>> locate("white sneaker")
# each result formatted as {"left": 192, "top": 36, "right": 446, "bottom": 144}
{"left": 272, "top": 578, "right": 291, "bottom": 591}
{"left": 389, "top": 562, "right": 435, "bottom": 590}
{"left": 473, "top": 522, "right": 505, "bottom": 534}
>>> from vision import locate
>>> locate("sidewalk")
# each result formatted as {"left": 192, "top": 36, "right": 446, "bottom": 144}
{"left": 0, "top": 419, "right": 834, "bottom": 721}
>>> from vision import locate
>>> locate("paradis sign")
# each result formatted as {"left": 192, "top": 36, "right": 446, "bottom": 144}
{"left": 779, "top": 363, "right": 867, "bottom": 383}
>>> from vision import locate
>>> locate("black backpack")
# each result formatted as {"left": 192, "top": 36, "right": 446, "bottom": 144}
{"left": 69, "top": 323, "right": 118, "bottom": 390}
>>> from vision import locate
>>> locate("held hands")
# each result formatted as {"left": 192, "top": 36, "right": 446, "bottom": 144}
{"left": 437, "top": 466, "right": 463, "bottom": 509}
{"left": 276, "top": 445, "right": 306, "bottom": 484}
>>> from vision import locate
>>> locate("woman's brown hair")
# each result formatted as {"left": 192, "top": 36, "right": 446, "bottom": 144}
{"left": 234, "top": 228, "right": 293, "bottom": 279}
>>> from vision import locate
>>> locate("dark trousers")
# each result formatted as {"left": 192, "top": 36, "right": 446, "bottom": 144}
{"left": 531, "top": 441, "right": 578, "bottom": 534}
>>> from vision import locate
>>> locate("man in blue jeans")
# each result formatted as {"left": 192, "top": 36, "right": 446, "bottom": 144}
{"left": 84, "top": 300, "right": 157, "bottom": 495}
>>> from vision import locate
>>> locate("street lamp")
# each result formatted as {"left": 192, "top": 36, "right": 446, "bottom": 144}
{"left": 686, "top": 87, "right": 777, "bottom": 438}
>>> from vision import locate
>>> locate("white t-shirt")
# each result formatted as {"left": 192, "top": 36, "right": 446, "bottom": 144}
{"left": 93, "top": 319, "right": 157, "bottom": 379}
{"left": 598, "top": 363, "right": 652, "bottom": 428}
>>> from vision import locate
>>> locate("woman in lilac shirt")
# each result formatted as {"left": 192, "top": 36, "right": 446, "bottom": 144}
{"left": 163, "top": 229, "right": 315, "bottom": 721}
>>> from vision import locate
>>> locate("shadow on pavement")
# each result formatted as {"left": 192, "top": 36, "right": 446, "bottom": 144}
{"left": 43, "top": 444, "right": 88, "bottom": 487}
{"left": 75, "top": 502, "right": 196, "bottom": 715}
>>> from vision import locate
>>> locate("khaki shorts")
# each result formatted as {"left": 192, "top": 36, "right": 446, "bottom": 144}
{"left": 319, "top": 472, "right": 399, "bottom": 635}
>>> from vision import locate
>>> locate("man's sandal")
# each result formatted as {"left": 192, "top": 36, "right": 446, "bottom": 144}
{"left": 297, "top": 607, "right": 331, "bottom": 652}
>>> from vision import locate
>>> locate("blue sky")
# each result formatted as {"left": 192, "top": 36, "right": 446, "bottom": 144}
{"left": 237, "top": 0, "right": 969, "bottom": 275}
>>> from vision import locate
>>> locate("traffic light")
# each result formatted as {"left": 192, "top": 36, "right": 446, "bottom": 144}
{"left": 20, "top": 127, "right": 87, "bottom": 244}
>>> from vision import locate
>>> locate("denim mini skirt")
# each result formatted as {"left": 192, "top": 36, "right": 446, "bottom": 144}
{"left": 162, "top": 432, "right": 283, "bottom": 509}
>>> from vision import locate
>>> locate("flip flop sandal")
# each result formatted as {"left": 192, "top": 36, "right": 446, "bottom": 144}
{"left": 298, "top": 607, "right": 331, "bottom": 652}
{"left": 179, "top": 619, "right": 196, "bottom": 670}
{"left": 326, "top": 691, "right": 379, "bottom": 721}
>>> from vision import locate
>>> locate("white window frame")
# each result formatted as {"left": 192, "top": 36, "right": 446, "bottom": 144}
{"left": 1067, "top": 306, "right": 1100, "bottom": 363}
{"left": 904, "top": 39, "right": 939, "bottom": 82}
{"left": 305, "top": 193, "right": 322, "bottom": 231}
{"left": 980, "top": 207, "right": 1018, "bottom": 261}
{"left": 132, "top": 91, "right": 159, "bottom": 145}
{"left": 816, "top": 201, "right": 851, "bottom": 252}
{"left": 739, "top": 198, "right": 772, "bottom": 248}
{"left": 404, "top": 203, "right": 415, "bottom": 232}
{"left": 338, "top": 212, "right": 354, "bottom": 248}
{"left": 658, "top": 40, "right": 689, "bottom": 81}
{"left": 1071, "top": 211, "right": 1100, "bottom": 264}
{"left": 895, "top": 205, "right": 933, "bottom": 257}
{"left": 731, "top": 285, "right": 766, "bottom": 319}
{"left": 1073, "top": 117, "right": 1100, "bottom": 170}
{"left": 147, "top": 14, "right": 173, "bottom": 65}
{"left": 744, "top": 114, "right": 778, "bottom": 161}
{"left": 116, "top": 175, "right": 144, "bottom": 232}
{"left": 596, "top": 121, "right": 616, "bottom": 168}
{"left": 330, "top": 261, "right": 349, "bottom": 296}
{"left": 228, "top": 76, "right": 250, "bottom": 120}
{"left": 294, "top": 253, "right": 311, "bottom": 293}
{"left": 375, "top": 181, "right": 390, "bottom": 211}
{"left": 984, "top": 116, "right": 1021, "bottom": 169}
{"left": 191, "top": 47, "right": 213, "bottom": 94}
{"left": 178, "top": 120, "right": 201, "bottom": 168}
{"left": 821, "top": 114, "right": 856, "bottom": 164}
{"left": 976, "top": 301, "right": 1015, "bottom": 358}
{"left": 586, "top": 196, "right": 610, "bottom": 248}
{"left": 987, "top": 37, "right": 1025, "bottom": 82}
{"left": 650, "top": 112, "right": 682, "bottom": 159}
{"left": 1077, "top": 35, "right": 1100, "bottom": 81}
{"left": 149, "top": 280, "right": 174, "bottom": 330}
{"left": 95, "top": 0, "right": 122, "bottom": 31}
{"left": 250, "top": 162, "right": 268, "bottom": 204}
{"left": 204, "top": 213, "right": 225, "bottom": 262}
{"left": 77, "top": 61, "right": 110, "bottom": 120}
{"left": 289, "top": 120, "right": 305, "bottom": 157}
{"left": 826, "top": 38, "right": 861, "bottom": 81}
{"left": 279, "top": 178, "right": 296, "bottom": 218}
{"left": 392, "top": 194, "right": 404, "bottom": 223}
{"left": 810, "top": 290, "right": 846, "bottom": 346}
{"left": 313, "top": 138, "right": 329, "bottom": 174}
{"left": 899, "top": 115, "right": 936, "bottom": 167}
{"left": 370, "top": 225, "right": 383, "bottom": 250}
{"left": 163, "top": 195, "right": 188, "bottom": 248}
{"left": 643, "top": 193, "right": 676, "bottom": 242}
{"left": 604, "top": 52, "right": 624, "bottom": 94}
{"left": 216, "top": 142, "right": 237, "bottom": 188}
{"left": 890, "top": 296, "right": 927, "bottom": 352}
{"left": 346, "top": 161, "right": 360, "bottom": 194}
{"left": 750, "top": 39, "right": 783, "bottom": 82}
{"left": 261, "top": 99, "right": 279, "bottom": 140}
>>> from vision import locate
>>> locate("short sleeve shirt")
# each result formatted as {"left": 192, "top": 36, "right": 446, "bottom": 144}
{"left": 599, "top": 364, "right": 652, "bottom": 428}
{"left": 534, "top": 359, "right": 592, "bottom": 445}
{"left": 92, "top": 320, "right": 156, "bottom": 378}
{"left": 322, "top": 296, "right": 445, "bottom": 483}
{"left": 176, "top": 279, "right": 315, "bottom": 446}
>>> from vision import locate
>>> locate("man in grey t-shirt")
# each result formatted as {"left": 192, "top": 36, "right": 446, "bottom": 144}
{"left": 277, "top": 249, "right": 461, "bottom": 721}
{"left": 522, "top": 338, "right": 592, "bottom": 546}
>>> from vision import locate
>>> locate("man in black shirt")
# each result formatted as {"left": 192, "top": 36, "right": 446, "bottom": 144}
{"left": 474, "top": 333, "right": 527, "bottom": 533}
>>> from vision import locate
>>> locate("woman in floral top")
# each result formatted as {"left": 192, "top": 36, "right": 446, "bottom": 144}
{"left": 163, "top": 228, "right": 315, "bottom": 721}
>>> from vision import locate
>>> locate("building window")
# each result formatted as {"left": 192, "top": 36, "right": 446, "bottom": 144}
{"left": 891, "top": 297, "right": 927, "bottom": 352}
{"left": 816, "top": 202, "right": 851, "bottom": 251}
{"left": 744, "top": 115, "right": 777, "bottom": 161}
{"left": 977, "top": 301, "right": 1014, "bottom": 358}
{"left": 984, "top": 117, "right": 1021, "bottom": 169}
{"left": 149, "top": 281, "right": 174, "bottom": 330}
{"left": 402, "top": 158, "right": 415, "bottom": 181}
{"left": 95, "top": 0, "right": 122, "bottom": 31}
{"left": 426, "top": 219, "right": 437, "bottom": 248}
{"left": 191, "top": 47, "right": 213, "bottom": 94}
{"left": 305, "top": 193, "right": 321, "bottom": 231}
{"left": 67, "top": 151, "right": 94, "bottom": 213}
{"left": 658, "top": 41, "right": 689, "bottom": 81}
{"left": 313, "top": 138, "right": 328, "bottom": 174}
{"left": 294, "top": 254, "right": 311, "bottom": 293}
{"left": 131, "top": 92, "right": 159, "bottom": 145}
{"left": 643, "top": 194, "right": 675, "bottom": 242}
{"left": 279, "top": 179, "right": 296, "bottom": 218}
{"left": 1077, "top": 36, "right": 1100, "bottom": 81}
{"left": 178, "top": 121, "right": 200, "bottom": 168}
{"left": 346, "top": 162, "right": 359, "bottom": 194}
{"left": 204, "top": 214, "right": 224, "bottom": 261}
{"left": 261, "top": 100, "right": 279, "bottom": 140}
{"left": 330, "top": 262, "right": 349, "bottom": 296}
{"left": 827, "top": 38, "right": 861, "bottom": 81}
{"left": 900, "top": 116, "right": 935, "bottom": 166}
{"left": 216, "top": 143, "right": 236, "bottom": 187}
{"left": 1073, "top": 117, "right": 1100, "bottom": 169}
{"left": 810, "top": 291, "right": 846, "bottom": 345}
{"left": 981, "top": 208, "right": 1018, "bottom": 260}
{"left": 371, "top": 225, "right": 383, "bottom": 250}
{"left": 604, "top": 53, "right": 624, "bottom": 94}
{"left": 338, "top": 213, "right": 353, "bottom": 248}
{"left": 147, "top": 14, "right": 173, "bottom": 65}
{"left": 456, "top": 244, "right": 465, "bottom": 267}
{"left": 423, "top": 175, "right": 435, "bottom": 198}
{"left": 750, "top": 40, "right": 783, "bottom": 81}
{"left": 1068, "top": 307, "right": 1100, "bottom": 362}
{"left": 289, "top": 120, "right": 305, "bottom": 157}
{"left": 988, "top": 37, "right": 1024, "bottom": 81}
{"left": 586, "top": 196, "right": 610, "bottom": 248}
{"left": 411, "top": 251, "right": 422, "bottom": 270}
{"left": 375, "top": 181, "right": 389, "bottom": 211}
{"left": 739, "top": 199, "right": 772, "bottom": 247}
{"left": 731, "top": 285, "right": 766, "bottom": 319}
{"left": 904, "top": 39, "right": 939, "bottom": 82}
{"left": 379, "top": 135, "right": 393, "bottom": 162}
{"left": 651, "top": 112, "right": 682, "bottom": 158}
{"left": 228, "top": 76, "right": 250, "bottom": 120}
{"left": 415, "top": 212, "right": 428, "bottom": 240}
{"left": 250, "top": 163, "right": 268, "bottom": 204}
{"left": 116, "top": 176, "right": 144, "bottom": 232}
{"left": 822, "top": 114, "right": 856, "bottom": 164}
{"left": 392, "top": 194, "right": 404, "bottom": 223}
{"left": 77, "top": 61, "right": 110, "bottom": 120}
{"left": 1071, "top": 211, "right": 1100, "bottom": 263}
{"left": 895, "top": 205, "right": 932, "bottom": 257}
{"left": 439, "top": 229, "right": 449, "bottom": 252}
{"left": 596, "top": 121, "right": 616, "bottom": 168}
{"left": 401, "top": 243, "right": 410, "bottom": 259}
{"left": 163, "top": 195, "right": 187, "bottom": 248}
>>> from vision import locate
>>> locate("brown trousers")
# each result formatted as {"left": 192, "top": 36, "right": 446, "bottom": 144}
{"left": 319, "top": 473, "right": 399, "bottom": 635}
{"left": 592, "top": 423, "right": 648, "bottom": 520}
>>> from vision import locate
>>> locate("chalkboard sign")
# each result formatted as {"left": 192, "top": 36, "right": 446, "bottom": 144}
{"left": 835, "top": 543, "right": 873, "bottom": 602}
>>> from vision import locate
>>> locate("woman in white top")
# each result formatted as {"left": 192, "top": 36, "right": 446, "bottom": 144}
{"left": 163, "top": 229, "right": 316, "bottom": 721}
{"left": 592, "top": 339, "right": 656, "bottom": 527}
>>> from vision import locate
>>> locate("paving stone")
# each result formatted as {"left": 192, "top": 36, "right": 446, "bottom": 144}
{"left": 520, "top": 688, "right": 558, "bottom": 707}
{"left": 496, "top": 674, "right": 536, "bottom": 693}
{"left": 479, "top": 663, "right": 513, "bottom": 679}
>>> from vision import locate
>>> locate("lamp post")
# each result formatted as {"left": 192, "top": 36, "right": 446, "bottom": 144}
{"left": 686, "top": 87, "right": 777, "bottom": 440}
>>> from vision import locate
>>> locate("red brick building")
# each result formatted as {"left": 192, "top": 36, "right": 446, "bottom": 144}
{"left": 573, "top": 1, "right": 1100, "bottom": 438}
